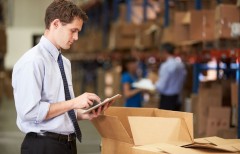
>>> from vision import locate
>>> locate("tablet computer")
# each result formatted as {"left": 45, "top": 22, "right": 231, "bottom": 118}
{"left": 81, "top": 94, "right": 122, "bottom": 114}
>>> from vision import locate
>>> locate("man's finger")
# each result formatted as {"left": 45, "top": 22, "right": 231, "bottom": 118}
{"left": 97, "top": 106, "right": 102, "bottom": 115}
{"left": 92, "top": 109, "right": 96, "bottom": 115}
{"left": 87, "top": 100, "right": 93, "bottom": 106}
{"left": 87, "top": 94, "right": 101, "bottom": 103}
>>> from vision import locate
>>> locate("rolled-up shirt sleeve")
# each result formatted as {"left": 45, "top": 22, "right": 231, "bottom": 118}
{"left": 12, "top": 58, "right": 50, "bottom": 124}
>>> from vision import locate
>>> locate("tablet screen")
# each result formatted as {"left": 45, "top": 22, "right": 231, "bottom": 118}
{"left": 81, "top": 94, "right": 122, "bottom": 114}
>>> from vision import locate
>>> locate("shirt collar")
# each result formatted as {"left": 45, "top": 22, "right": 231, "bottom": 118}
{"left": 39, "top": 36, "right": 60, "bottom": 62}
{"left": 167, "top": 56, "right": 174, "bottom": 61}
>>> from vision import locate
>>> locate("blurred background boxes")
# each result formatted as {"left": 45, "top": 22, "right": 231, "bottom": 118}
{"left": 215, "top": 4, "right": 240, "bottom": 39}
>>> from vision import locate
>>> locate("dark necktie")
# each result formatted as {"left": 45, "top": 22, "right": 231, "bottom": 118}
{"left": 57, "top": 53, "right": 82, "bottom": 142}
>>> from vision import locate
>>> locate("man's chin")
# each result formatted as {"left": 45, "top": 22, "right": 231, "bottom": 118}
{"left": 61, "top": 45, "right": 71, "bottom": 50}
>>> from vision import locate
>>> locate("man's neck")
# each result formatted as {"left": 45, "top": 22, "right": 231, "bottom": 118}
{"left": 44, "top": 30, "right": 60, "bottom": 50}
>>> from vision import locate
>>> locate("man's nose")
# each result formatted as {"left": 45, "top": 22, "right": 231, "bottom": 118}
{"left": 73, "top": 33, "right": 78, "bottom": 40}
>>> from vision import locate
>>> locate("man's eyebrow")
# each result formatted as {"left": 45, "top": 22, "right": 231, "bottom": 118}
{"left": 72, "top": 28, "right": 81, "bottom": 32}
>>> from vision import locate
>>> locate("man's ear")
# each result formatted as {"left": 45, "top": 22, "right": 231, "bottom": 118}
{"left": 51, "top": 19, "right": 61, "bottom": 29}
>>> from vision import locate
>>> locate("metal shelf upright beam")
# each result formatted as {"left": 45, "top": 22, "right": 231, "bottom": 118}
{"left": 143, "top": 0, "right": 148, "bottom": 22}
{"left": 195, "top": 0, "right": 202, "bottom": 10}
{"left": 164, "top": 0, "right": 169, "bottom": 27}
{"left": 193, "top": 63, "right": 200, "bottom": 93}
{"left": 113, "top": 0, "right": 119, "bottom": 21}
{"left": 102, "top": 0, "right": 109, "bottom": 48}
{"left": 126, "top": 0, "right": 132, "bottom": 23}
{"left": 238, "top": 58, "right": 240, "bottom": 138}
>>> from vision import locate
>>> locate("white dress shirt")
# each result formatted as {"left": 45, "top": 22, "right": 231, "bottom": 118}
{"left": 12, "top": 36, "right": 75, "bottom": 135}
{"left": 156, "top": 57, "right": 186, "bottom": 95}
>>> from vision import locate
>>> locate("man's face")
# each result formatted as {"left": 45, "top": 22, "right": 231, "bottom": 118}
{"left": 55, "top": 17, "right": 83, "bottom": 50}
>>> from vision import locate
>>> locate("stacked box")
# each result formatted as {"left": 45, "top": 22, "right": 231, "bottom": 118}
{"left": 196, "top": 83, "right": 222, "bottom": 137}
{"left": 109, "top": 23, "right": 138, "bottom": 50}
{"left": 173, "top": 12, "right": 190, "bottom": 43}
{"left": 206, "top": 107, "right": 231, "bottom": 136}
{"left": 215, "top": 4, "right": 240, "bottom": 39}
{"left": 190, "top": 10, "right": 215, "bottom": 41}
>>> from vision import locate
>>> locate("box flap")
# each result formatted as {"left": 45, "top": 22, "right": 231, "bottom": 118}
{"left": 92, "top": 115, "right": 133, "bottom": 144}
{"left": 154, "top": 109, "right": 194, "bottom": 142}
{"left": 194, "top": 136, "right": 240, "bottom": 145}
{"left": 132, "top": 144, "right": 167, "bottom": 153}
{"left": 184, "top": 137, "right": 240, "bottom": 152}
{"left": 134, "top": 143, "right": 238, "bottom": 154}
{"left": 104, "top": 107, "right": 155, "bottom": 138}
{"left": 128, "top": 117, "right": 192, "bottom": 146}
{"left": 155, "top": 143, "right": 211, "bottom": 154}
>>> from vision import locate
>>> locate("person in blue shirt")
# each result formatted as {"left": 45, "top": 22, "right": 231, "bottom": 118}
{"left": 156, "top": 43, "right": 187, "bottom": 111}
{"left": 121, "top": 56, "right": 143, "bottom": 107}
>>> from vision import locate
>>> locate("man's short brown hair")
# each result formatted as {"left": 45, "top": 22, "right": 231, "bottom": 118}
{"left": 45, "top": 0, "right": 88, "bottom": 29}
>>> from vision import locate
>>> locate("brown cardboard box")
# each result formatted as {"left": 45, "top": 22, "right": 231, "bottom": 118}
{"left": 161, "top": 26, "right": 174, "bottom": 44}
{"left": 109, "top": 23, "right": 139, "bottom": 50}
{"left": 190, "top": 10, "right": 215, "bottom": 41}
{"left": 215, "top": 4, "right": 240, "bottom": 39}
{"left": 196, "top": 83, "right": 222, "bottom": 137}
{"left": 173, "top": 12, "right": 190, "bottom": 43}
{"left": 138, "top": 22, "right": 158, "bottom": 49}
{"left": 92, "top": 107, "right": 194, "bottom": 154}
{"left": 184, "top": 136, "right": 240, "bottom": 153}
{"left": 87, "top": 31, "right": 103, "bottom": 51}
{"left": 70, "top": 31, "right": 103, "bottom": 52}
{"left": 118, "top": 4, "right": 127, "bottom": 23}
{"left": 133, "top": 137, "right": 240, "bottom": 154}
{"left": 206, "top": 107, "right": 231, "bottom": 136}
{"left": 69, "top": 35, "right": 88, "bottom": 52}
{"left": 218, "top": 128, "right": 237, "bottom": 139}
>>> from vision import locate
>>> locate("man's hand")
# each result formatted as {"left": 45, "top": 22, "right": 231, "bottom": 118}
{"left": 71, "top": 92, "right": 101, "bottom": 109}
{"left": 77, "top": 98, "right": 114, "bottom": 120}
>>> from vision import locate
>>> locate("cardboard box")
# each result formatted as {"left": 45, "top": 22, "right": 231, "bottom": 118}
{"left": 118, "top": 4, "right": 127, "bottom": 23}
{"left": 187, "top": 136, "right": 240, "bottom": 152}
{"left": 206, "top": 107, "right": 231, "bottom": 136}
{"left": 218, "top": 128, "right": 237, "bottom": 139}
{"left": 133, "top": 137, "right": 240, "bottom": 154}
{"left": 190, "top": 10, "right": 215, "bottom": 41}
{"left": 161, "top": 26, "right": 174, "bottom": 44}
{"left": 92, "top": 107, "right": 194, "bottom": 154}
{"left": 138, "top": 22, "right": 158, "bottom": 49}
{"left": 109, "top": 23, "right": 138, "bottom": 50}
{"left": 197, "top": 84, "right": 222, "bottom": 136}
{"left": 70, "top": 30, "right": 103, "bottom": 52}
{"left": 173, "top": 12, "right": 190, "bottom": 43}
{"left": 215, "top": 4, "right": 240, "bottom": 39}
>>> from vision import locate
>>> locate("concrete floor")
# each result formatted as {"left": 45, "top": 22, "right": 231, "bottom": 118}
{"left": 0, "top": 98, "right": 101, "bottom": 154}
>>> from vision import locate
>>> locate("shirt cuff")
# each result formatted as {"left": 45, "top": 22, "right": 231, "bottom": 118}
{"left": 35, "top": 101, "right": 50, "bottom": 124}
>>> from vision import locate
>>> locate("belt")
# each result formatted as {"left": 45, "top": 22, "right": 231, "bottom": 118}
{"left": 27, "top": 132, "right": 76, "bottom": 142}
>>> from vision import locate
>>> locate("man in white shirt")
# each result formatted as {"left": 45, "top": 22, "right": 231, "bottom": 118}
{"left": 12, "top": 0, "right": 111, "bottom": 153}
{"left": 156, "top": 43, "right": 186, "bottom": 111}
